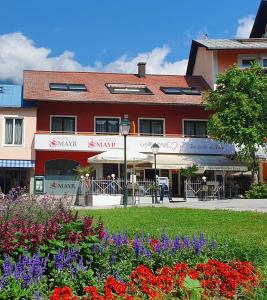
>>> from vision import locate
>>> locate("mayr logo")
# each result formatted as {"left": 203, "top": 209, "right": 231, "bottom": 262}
{"left": 49, "top": 138, "right": 58, "bottom": 147}
{"left": 49, "top": 137, "right": 77, "bottom": 148}
{"left": 88, "top": 139, "right": 116, "bottom": 149}
{"left": 50, "top": 181, "right": 58, "bottom": 189}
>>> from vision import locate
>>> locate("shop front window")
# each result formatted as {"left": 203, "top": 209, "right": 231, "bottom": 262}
{"left": 51, "top": 116, "right": 76, "bottom": 134}
{"left": 139, "top": 119, "right": 164, "bottom": 136}
{"left": 45, "top": 159, "right": 79, "bottom": 176}
{"left": 183, "top": 120, "right": 207, "bottom": 138}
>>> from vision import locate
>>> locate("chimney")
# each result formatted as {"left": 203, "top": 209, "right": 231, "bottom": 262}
{"left": 137, "top": 62, "right": 146, "bottom": 78}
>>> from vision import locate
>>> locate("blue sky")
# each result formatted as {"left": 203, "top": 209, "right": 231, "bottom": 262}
{"left": 0, "top": 0, "right": 260, "bottom": 83}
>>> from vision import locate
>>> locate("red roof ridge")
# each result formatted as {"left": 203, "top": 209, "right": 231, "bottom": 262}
{"left": 23, "top": 69, "right": 202, "bottom": 79}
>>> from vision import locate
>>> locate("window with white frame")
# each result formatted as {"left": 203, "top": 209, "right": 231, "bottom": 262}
{"left": 139, "top": 119, "right": 164, "bottom": 136}
{"left": 183, "top": 120, "right": 207, "bottom": 138}
{"left": 239, "top": 55, "right": 267, "bottom": 69}
{"left": 262, "top": 58, "right": 267, "bottom": 68}
{"left": 51, "top": 116, "right": 76, "bottom": 133}
{"left": 95, "top": 118, "right": 120, "bottom": 134}
{"left": 4, "top": 117, "right": 23, "bottom": 145}
{"left": 240, "top": 58, "right": 257, "bottom": 68}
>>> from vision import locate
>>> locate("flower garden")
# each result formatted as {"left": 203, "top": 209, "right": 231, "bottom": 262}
{"left": 0, "top": 189, "right": 266, "bottom": 299}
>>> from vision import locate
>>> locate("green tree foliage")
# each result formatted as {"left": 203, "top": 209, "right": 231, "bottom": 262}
{"left": 73, "top": 165, "right": 96, "bottom": 178}
{"left": 204, "top": 63, "right": 267, "bottom": 180}
{"left": 180, "top": 165, "right": 199, "bottom": 180}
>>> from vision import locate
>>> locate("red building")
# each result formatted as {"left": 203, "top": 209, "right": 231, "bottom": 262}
{"left": 23, "top": 63, "right": 246, "bottom": 197}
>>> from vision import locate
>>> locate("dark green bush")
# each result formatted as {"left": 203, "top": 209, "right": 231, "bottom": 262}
{"left": 244, "top": 183, "right": 267, "bottom": 199}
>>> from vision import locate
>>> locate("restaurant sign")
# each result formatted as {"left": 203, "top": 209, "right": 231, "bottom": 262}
{"left": 35, "top": 134, "right": 235, "bottom": 155}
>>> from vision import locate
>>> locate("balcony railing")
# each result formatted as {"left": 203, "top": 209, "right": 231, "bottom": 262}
{"left": 36, "top": 130, "right": 208, "bottom": 138}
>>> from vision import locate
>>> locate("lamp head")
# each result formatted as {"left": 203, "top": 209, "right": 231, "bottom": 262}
{"left": 120, "top": 118, "right": 131, "bottom": 136}
{"left": 151, "top": 142, "right": 160, "bottom": 155}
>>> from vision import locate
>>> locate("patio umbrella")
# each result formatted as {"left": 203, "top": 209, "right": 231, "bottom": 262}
{"left": 88, "top": 149, "right": 152, "bottom": 164}
{"left": 88, "top": 149, "right": 152, "bottom": 205}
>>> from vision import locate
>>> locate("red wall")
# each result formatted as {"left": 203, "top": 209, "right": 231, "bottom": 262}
{"left": 35, "top": 151, "right": 97, "bottom": 175}
{"left": 263, "top": 162, "right": 267, "bottom": 182}
{"left": 35, "top": 102, "right": 210, "bottom": 175}
{"left": 217, "top": 49, "right": 267, "bottom": 74}
{"left": 37, "top": 102, "right": 210, "bottom": 135}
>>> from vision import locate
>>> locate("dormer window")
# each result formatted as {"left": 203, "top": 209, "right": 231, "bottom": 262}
{"left": 160, "top": 87, "right": 201, "bottom": 95}
{"left": 106, "top": 83, "right": 153, "bottom": 95}
{"left": 49, "top": 83, "right": 87, "bottom": 92}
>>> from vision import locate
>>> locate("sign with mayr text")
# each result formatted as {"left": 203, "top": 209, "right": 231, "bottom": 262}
{"left": 35, "top": 134, "right": 235, "bottom": 155}
{"left": 45, "top": 176, "right": 80, "bottom": 195}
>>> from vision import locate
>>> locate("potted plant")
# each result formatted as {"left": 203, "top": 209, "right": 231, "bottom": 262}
{"left": 180, "top": 165, "right": 199, "bottom": 200}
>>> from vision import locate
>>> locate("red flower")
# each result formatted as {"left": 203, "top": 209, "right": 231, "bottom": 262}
{"left": 51, "top": 260, "right": 260, "bottom": 299}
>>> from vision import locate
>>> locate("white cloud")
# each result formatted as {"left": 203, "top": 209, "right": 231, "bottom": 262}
{"left": 0, "top": 32, "right": 188, "bottom": 83}
{"left": 235, "top": 15, "right": 254, "bottom": 38}
{"left": 99, "top": 46, "right": 188, "bottom": 75}
{"left": 0, "top": 32, "right": 89, "bottom": 83}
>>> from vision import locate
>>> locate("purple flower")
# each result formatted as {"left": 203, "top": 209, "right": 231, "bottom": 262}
{"left": 1, "top": 252, "right": 47, "bottom": 289}
{"left": 183, "top": 236, "right": 191, "bottom": 248}
{"left": 172, "top": 236, "right": 180, "bottom": 253}
{"left": 210, "top": 240, "right": 217, "bottom": 250}
{"left": 33, "top": 289, "right": 41, "bottom": 300}
{"left": 162, "top": 233, "right": 170, "bottom": 251}
{"left": 123, "top": 231, "right": 128, "bottom": 244}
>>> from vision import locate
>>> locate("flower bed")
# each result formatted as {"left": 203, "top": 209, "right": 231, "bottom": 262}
{"left": 50, "top": 260, "right": 259, "bottom": 299}
{"left": 0, "top": 192, "right": 264, "bottom": 299}
{"left": 0, "top": 232, "right": 262, "bottom": 299}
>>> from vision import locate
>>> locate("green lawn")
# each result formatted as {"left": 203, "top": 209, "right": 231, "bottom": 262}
{"left": 79, "top": 207, "right": 267, "bottom": 245}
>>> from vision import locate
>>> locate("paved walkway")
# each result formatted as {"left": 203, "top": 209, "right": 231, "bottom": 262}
{"left": 74, "top": 198, "right": 267, "bottom": 212}
{"left": 165, "top": 198, "right": 267, "bottom": 212}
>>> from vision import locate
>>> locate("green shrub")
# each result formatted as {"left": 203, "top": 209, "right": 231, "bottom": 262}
{"left": 244, "top": 183, "right": 267, "bottom": 199}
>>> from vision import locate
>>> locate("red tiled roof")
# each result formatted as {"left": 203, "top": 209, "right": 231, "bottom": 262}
{"left": 23, "top": 70, "right": 210, "bottom": 106}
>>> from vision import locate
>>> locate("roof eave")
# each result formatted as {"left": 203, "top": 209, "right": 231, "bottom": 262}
{"left": 23, "top": 97, "right": 204, "bottom": 107}
{"left": 250, "top": 0, "right": 267, "bottom": 38}
{"left": 186, "top": 40, "right": 212, "bottom": 76}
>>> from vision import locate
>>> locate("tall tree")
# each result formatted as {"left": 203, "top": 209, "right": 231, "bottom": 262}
{"left": 204, "top": 63, "right": 267, "bottom": 182}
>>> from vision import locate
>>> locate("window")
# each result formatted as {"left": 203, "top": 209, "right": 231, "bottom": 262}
{"left": 0, "top": 86, "right": 4, "bottom": 93}
{"left": 263, "top": 58, "right": 267, "bottom": 68}
{"left": 184, "top": 120, "right": 207, "bottom": 138}
{"left": 45, "top": 159, "right": 79, "bottom": 176}
{"left": 49, "top": 83, "right": 87, "bottom": 92}
{"left": 95, "top": 118, "right": 120, "bottom": 134}
{"left": 106, "top": 83, "right": 153, "bottom": 95}
{"left": 240, "top": 58, "right": 257, "bottom": 68}
{"left": 161, "top": 87, "right": 201, "bottom": 95}
{"left": 139, "top": 119, "right": 164, "bottom": 136}
{"left": 51, "top": 116, "right": 76, "bottom": 133}
{"left": 4, "top": 117, "right": 23, "bottom": 145}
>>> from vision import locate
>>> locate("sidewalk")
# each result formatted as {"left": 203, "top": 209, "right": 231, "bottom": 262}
{"left": 74, "top": 198, "right": 267, "bottom": 213}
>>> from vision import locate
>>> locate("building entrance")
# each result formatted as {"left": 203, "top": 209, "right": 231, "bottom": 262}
{"left": 0, "top": 168, "right": 28, "bottom": 193}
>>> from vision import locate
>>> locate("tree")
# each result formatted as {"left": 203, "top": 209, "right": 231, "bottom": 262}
{"left": 73, "top": 165, "right": 96, "bottom": 178}
{"left": 204, "top": 63, "right": 267, "bottom": 182}
{"left": 180, "top": 165, "right": 199, "bottom": 181}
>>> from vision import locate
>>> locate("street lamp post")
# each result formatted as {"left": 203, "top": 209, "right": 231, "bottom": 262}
{"left": 151, "top": 143, "right": 160, "bottom": 204}
{"left": 120, "top": 118, "right": 131, "bottom": 207}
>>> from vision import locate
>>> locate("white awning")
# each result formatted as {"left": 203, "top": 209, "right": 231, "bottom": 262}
{"left": 88, "top": 149, "right": 152, "bottom": 164}
{"left": 153, "top": 154, "right": 248, "bottom": 171}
